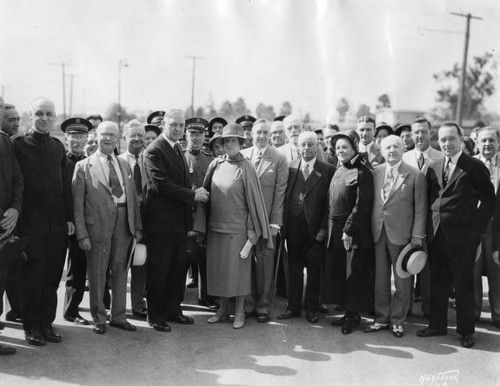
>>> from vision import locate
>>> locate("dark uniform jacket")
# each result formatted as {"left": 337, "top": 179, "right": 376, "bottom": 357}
{"left": 0, "top": 132, "right": 23, "bottom": 215}
{"left": 13, "top": 129, "right": 72, "bottom": 234}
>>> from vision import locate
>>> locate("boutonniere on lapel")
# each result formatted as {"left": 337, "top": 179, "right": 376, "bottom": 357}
{"left": 233, "top": 168, "right": 243, "bottom": 181}
{"left": 314, "top": 170, "right": 322, "bottom": 178}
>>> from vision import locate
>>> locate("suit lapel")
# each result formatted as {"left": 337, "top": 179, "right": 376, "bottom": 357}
{"left": 89, "top": 153, "right": 112, "bottom": 195}
{"left": 444, "top": 154, "right": 465, "bottom": 192}
{"left": 161, "top": 136, "right": 185, "bottom": 173}
{"left": 305, "top": 162, "right": 321, "bottom": 196}
{"left": 117, "top": 157, "right": 130, "bottom": 193}
{"left": 287, "top": 159, "right": 300, "bottom": 202}
{"left": 258, "top": 148, "right": 272, "bottom": 178}
{"left": 386, "top": 163, "right": 409, "bottom": 203}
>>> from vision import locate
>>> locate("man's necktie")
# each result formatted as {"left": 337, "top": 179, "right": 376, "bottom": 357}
{"left": 254, "top": 150, "right": 263, "bottom": 170}
{"left": 486, "top": 158, "right": 495, "bottom": 185}
{"left": 134, "top": 154, "right": 142, "bottom": 194}
{"left": 108, "top": 155, "right": 124, "bottom": 198}
{"left": 303, "top": 163, "right": 310, "bottom": 181}
{"left": 189, "top": 149, "right": 200, "bottom": 156}
{"left": 417, "top": 152, "right": 425, "bottom": 170}
{"left": 383, "top": 168, "right": 394, "bottom": 200}
{"left": 443, "top": 158, "right": 451, "bottom": 187}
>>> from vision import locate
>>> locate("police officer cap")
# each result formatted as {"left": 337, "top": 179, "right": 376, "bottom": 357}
{"left": 274, "top": 115, "right": 285, "bottom": 122}
{"left": 186, "top": 117, "right": 209, "bottom": 133}
{"left": 145, "top": 124, "right": 162, "bottom": 137}
{"left": 235, "top": 115, "right": 256, "bottom": 128}
{"left": 147, "top": 111, "right": 166, "bottom": 124}
{"left": 61, "top": 117, "right": 92, "bottom": 134}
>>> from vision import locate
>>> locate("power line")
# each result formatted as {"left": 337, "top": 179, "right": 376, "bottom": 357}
{"left": 48, "top": 62, "right": 77, "bottom": 120}
{"left": 184, "top": 56, "right": 206, "bottom": 117}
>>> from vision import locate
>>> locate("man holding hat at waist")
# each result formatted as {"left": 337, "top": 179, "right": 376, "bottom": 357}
{"left": 73, "top": 121, "right": 142, "bottom": 335}
{"left": 61, "top": 117, "right": 92, "bottom": 326}
{"left": 366, "top": 135, "right": 427, "bottom": 337}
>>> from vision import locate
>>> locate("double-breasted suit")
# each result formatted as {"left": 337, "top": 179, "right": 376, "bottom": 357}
{"left": 73, "top": 151, "right": 142, "bottom": 326}
{"left": 241, "top": 145, "right": 288, "bottom": 316}
{"left": 426, "top": 152, "right": 495, "bottom": 336}
{"left": 282, "top": 158, "right": 335, "bottom": 315}
{"left": 143, "top": 135, "right": 195, "bottom": 324}
{"left": 371, "top": 161, "right": 427, "bottom": 325}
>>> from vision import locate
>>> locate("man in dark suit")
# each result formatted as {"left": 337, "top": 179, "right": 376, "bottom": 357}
{"left": 73, "top": 121, "right": 142, "bottom": 335}
{"left": 417, "top": 122, "right": 495, "bottom": 348}
{"left": 143, "top": 109, "right": 208, "bottom": 332}
{"left": 277, "top": 131, "right": 335, "bottom": 323}
{"left": 13, "top": 97, "right": 74, "bottom": 346}
{"left": 241, "top": 119, "right": 288, "bottom": 323}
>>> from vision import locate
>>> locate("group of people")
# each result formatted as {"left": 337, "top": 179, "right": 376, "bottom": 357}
{"left": 0, "top": 95, "right": 498, "bottom": 357}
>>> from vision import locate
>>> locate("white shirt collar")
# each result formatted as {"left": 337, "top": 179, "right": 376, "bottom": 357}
{"left": 302, "top": 157, "right": 316, "bottom": 170}
{"left": 385, "top": 160, "right": 402, "bottom": 175}
{"left": 447, "top": 150, "right": 462, "bottom": 165}
{"left": 416, "top": 146, "right": 431, "bottom": 158}
{"left": 480, "top": 153, "right": 498, "bottom": 165}
{"left": 254, "top": 145, "right": 268, "bottom": 156}
{"left": 359, "top": 141, "right": 373, "bottom": 153}
{"left": 162, "top": 133, "right": 176, "bottom": 148}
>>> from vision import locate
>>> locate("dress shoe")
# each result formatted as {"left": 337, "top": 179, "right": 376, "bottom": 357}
{"left": 149, "top": 322, "right": 171, "bottom": 332}
{"left": 416, "top": 326, "right": 447, "bottom": 337}
{"left": 64, "top": 314, "right": 90, "bottom": 325}
{"left": 5, "top": 312, "right": 22, "bottom": 323}
{"left": 317, "top": 304, "right": 329, "bottom": 314}
{"left": 110, "top": 321, "right": 137, "bottom": 331}
{"left": 233, "top": 314, "right": 245, "bottom": 329}
{"left": 25, "top": 330, "right": 47, "bottom": 346}
{"left": 43, "top": 327, "right": 62, "bottom": 343}
{"left": 208, "top": 312, "right": 229, "bottom": 324}
{"left": 256, "top": 313, "right": 270, "bottom": 323}
{"left": 0, "top": 344, "right": 16, "bottom": 355}
{"left": 331, "top": 313, "right": 361, "bottom": 327}
{"left": 198, "top": 298, "right": 219, "bottom": 310}
{"left": 93, "top": 324, "right": 106, "bottom": 334}
{"left": 132, "top": 309, "right": 148, "bottom": 319}
{"left": 167, "top": 315, "right": 194, "bottom": 324}
{"left": 392, "top": 324, "right": 404, "bottom": 338}
{"left": 461, "top": 335, "right": 474, "bottom": 348}
{"left": 277, "top": 310, "right": 301, "bottom": 320}
{"left": 306, "top": 312, "right": 318, "bottom": 324}
{"left": 341, "top": 318, "right": 354, "bottom": 335}
{"left": 364, "top": 323, "right": 389, "bottom": 333}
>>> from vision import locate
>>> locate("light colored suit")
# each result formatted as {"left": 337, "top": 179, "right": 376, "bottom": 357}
{"left": 403, "top": 147, "right": 444, "bottom": 175}
{"left": 361, "top": 142, "right": 385, "bottom": 167}
{"left": 73, "top": 152, "right": 142, "bottom": 325}
{"left": 473, "top": 154, "right": 500, "bottom": 324}
{"left": 241, "top": 146, "right": 288, "bottom": 315}
{"left": 371, "top": 161, "right": 427, "bottom": 325}
{"left": 277, "top": 142, "right": 300, "bottom": 164}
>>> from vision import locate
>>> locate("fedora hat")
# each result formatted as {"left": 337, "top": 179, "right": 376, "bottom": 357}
{"left": 396, "top": 243, "right": 427, "bottom": 279}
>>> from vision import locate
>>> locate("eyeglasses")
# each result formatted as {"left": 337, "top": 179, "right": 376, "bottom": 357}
{"left": 99, "top": 133, "right": 117, "bottom": 139}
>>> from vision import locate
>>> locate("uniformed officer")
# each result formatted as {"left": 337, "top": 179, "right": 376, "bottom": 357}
{"left": 235, "top": 115, "right": 256, "bottom": 149}
{"left": 184, "top": 117, "right": 218, "bottom": 309}
{"left": 61, "top": 117, "right": 92, "bottom": 326}
{"left": 147, "top": 111, "right": 166, "bottom": 127}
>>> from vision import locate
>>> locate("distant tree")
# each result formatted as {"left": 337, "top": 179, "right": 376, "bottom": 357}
{"left": 219, "top": 100, "right": 235, "bottom": 120}
{"left": 279, "top": 101, "right": 292, "bottom": 116}
{"left": 195, "top": 106, "right": 205, "bottom": 118}
{"left": 336, "top": 98, "right": 350, "bottom": 122}
{"left": 233, "top": 97, "right": 251, "bottom": 117}
{"left": 356, "top": 104, "right": 371, "bottom": 118}
{"left": 206, "top": 94, "right": 218, "bottom": 118}
{"left": 303, "top": 112, "right": 311, "bottom": 124}
{"left": 256, "top": 103, "right": 276, "bottom": 121}
{"left": 432, "top": 51, "right": 497, "bottom": 121}
{"left": 105, "top": 103, "right": 135, "bottom": 126}
{"left": 376, "top": 94, "right": 391, "bottom": 109}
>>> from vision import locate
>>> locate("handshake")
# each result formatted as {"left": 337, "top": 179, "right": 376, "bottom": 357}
{"left": 194, "top": 187, "right": 210, "bottom": 203}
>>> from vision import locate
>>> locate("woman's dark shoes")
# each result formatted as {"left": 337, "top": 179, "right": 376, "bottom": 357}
{"left": 341, "top": 318, "right": 354, "bottom": 335}
{"left": 25, "top": 330, "right": 46, "bottom": 346}
{"left": 306, "top": 311, "right": 318, "bottom": 324}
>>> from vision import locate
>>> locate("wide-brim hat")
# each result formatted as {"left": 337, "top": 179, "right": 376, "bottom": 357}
{"left": 221, "top": 123, "right": 245, "bottom": 140}
{"left": 396, "top": 243, "right": 427, "bottom": 279}
{"left": 145, "top": 124, "right": 162, "bottom": 137}
{"left": 209, "top": 132, "right": 223, "bottom": 148}
{"left": 128, "top": 239, "right": 147, "bottom": 267}
{"left": 331, "top": 129, "right": 360, "bottom": 151}
{"left": 395, "top": 123, "right": 411, "bottom": 137}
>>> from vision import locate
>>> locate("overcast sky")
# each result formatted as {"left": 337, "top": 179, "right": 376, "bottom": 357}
{"left": 1, "top": 0, "right": 500, "bottom": 122}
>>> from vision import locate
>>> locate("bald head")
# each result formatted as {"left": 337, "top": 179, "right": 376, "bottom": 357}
{"left": 29, "top": 96, "right": 56, "bottom": 133}
{"left": 96, "top": 121, "right": 120, "bottom": 155}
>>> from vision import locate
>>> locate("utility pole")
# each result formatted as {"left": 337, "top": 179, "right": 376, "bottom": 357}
{"left": 1, "top": 85, "right": 7, "bottom": 99}
{"left": 49, "top": 62, "right": 76, "bottom": 120}
{"left": 117, "top": 59, "right": 129, "bottom": 131}
{"left": 68, "top": 74, "right": 77, "bottom": 116}
{"left": 184, "top": 56, "right": 205, "bottom": 117}
{"left": 450, "top": 12, "right": 482, "bottom": 126}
